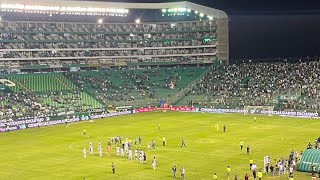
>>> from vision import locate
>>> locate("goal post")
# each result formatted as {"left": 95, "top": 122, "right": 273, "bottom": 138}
{"left": 244, "top": 106, "right": 274, "bottom": 116}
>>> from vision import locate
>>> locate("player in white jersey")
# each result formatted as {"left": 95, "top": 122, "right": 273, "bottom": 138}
{"left": 116, "top": 146, "right": 120, "bottom": 156}
{"left": 98, "top": 141, "right": 102, "bottom": 150}
{"left": 147, "top": 142, "right": 151, "bottom": 151}
{"left": 83, "top": 147, "right": 87, "bottom": 158}
{"left": 120, "top": 148, "right": 124, "bottom": 157}
{"left": 128, "top": 149, "right": 132, "bottom": 160}
{"left": 152, "top": 157, "right": 157, "bottom": 170}
{"left": 124, "top": 142, "right": 128, "bottom": 152}
{"left": 140, "top": 150, "right": 144, "bottom": 163}
{"left": 99, "top": 146, "right": 103, "bottom": 157}
{"left": 134, "top": 149, "right": 138, "bottom": 160}
{"left": 89, "top": 142, "right": 93, "bottom": 155}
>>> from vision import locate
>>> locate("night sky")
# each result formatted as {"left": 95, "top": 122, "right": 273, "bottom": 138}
{"left": 95, "top": 0, "right": 320, "bottom": 60}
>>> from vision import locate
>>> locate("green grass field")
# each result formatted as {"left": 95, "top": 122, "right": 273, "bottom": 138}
{"left": 0, "top": 111, "right": 318, "bottom": 180}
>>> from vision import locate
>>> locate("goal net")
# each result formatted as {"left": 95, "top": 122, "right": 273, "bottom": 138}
{"left": 244, "top": 106, "right": 274, "bottom": 116}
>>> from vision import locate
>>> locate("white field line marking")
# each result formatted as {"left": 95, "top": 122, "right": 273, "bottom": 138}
{"left": 69, "top": 139, "right": 93, "bottom": 152}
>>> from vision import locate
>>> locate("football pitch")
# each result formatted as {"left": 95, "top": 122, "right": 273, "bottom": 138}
{"left": 0, "top": 111, "right": 318, "bottom": 180}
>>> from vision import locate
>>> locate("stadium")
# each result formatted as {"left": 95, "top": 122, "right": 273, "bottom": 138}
{"left": 0, "top": 0, "right": 319, "bottom": 180}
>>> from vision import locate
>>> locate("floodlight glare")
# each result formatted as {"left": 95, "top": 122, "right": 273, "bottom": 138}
{"left": 161, "top": 9, "right": 166, "bottom": 13}
{"left": 178, "top": 8, "right": 186, "bottom": 12}
{"left": 187, "top": 9, "right": 191, "bottom": 13}
{"left": 208, "top": 16, "right": 213, "bottom": 20}
{"left": 195, "top": 11, "right": 198, "bottom": 14}
{"left": 97, "top": 18, "right": 103, "bottom": 24}
{"left": 135, "top": 18, "right": 141, "bottom": 24}
{"left": 199, "top": 13, "right": 204, "bottom": 17}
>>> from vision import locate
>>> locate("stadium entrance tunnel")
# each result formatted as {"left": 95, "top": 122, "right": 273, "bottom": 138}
{"left": 298, "top": 149, "right": 320, "bottom": 172}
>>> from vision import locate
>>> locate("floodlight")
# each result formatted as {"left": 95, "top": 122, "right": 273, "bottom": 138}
{"left": 187, "top": 9, "right": 191, "bottom": 13}
{"left": 208, "top": 16, "right": 213, "bottom": 20}
{"left": 195, "top": 11, "right": 198, "bottom": 14}
{"left": 135, "top": 18, "right": 140, "bottom": 24}
{"left": 199, "top": 13, "right": 204, "bottom": 17}
{"left": 97, "top": 18, "right": 103, "bottom": 24}
{"left": 161, "top": 9, "right": 166, "bottom": 13}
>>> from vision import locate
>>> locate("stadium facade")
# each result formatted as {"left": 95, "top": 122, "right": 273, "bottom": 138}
{"left": 0, "top": 0, "right": 228, "bottom": 72}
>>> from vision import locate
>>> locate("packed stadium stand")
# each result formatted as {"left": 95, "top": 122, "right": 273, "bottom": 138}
{"left": 180, "top": 60, "right": 320, "bottom": 112}
{"left": 0, "top": 0, "right": 228, "bottom": 119}
{"left": 1, "top": 0, "right": 319, "bottom": 121}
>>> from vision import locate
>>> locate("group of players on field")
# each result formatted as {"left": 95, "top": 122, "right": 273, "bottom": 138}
{"left": 79, "top": 119, "right": 305, "bottom": 180}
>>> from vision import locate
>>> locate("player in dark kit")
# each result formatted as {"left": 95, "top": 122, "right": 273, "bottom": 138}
{"left": 246, "top": 145, "right": 250, "bottom": 155}
{"left": 223, "top": 125, "right": 226, "bottom": 133}
{"left": 172, "top": 165, "right": 177, "bottom": 178}
{"left": 181, "top": 138, "right": 186, "bottom": 147}
{"left": 111, "top": 162, "right": 115, "bottom": 174}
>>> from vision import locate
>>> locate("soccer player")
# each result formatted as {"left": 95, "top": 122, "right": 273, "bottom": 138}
{"left": 254, "top": 116, "right": 257, "bottom": 124}
{"left": 147, "top": 142, "right": 151, "bottom": 151}
{"left": 140, "top": 150, "right": 144, "bottom": 163}
{"left": 134, "top": 149, "right": 138, "bottom": 160}
{"left": 99, "top": 146, "right": 103, "bottom": 157}
{"left": 181, "top": 138, "right": 186, "bottom": 147}
{"left": 240, "top": 140, "right": 244, "bottom": 150}
{"left": 246, "top": 145, "right": 250, "bottom": 155}
{"left": 180, "top": 167, "right": 185, "bottom": 180}
{"left": 249, "top": 158, "right": 254, "bottom": 170}
{"left": 128, "top": 149, "right": 133, "bottom": 160}
{"left": 289, "top": 166, "right": 294, "bottom": 177}
{"left": 120, "top": 147, "right": 124, "bottom": 157}
{"left": 234, "top": 175, "right": 238, "bottom": 180}
{"left": 163, "top": 137, "right": 166, "bottom": 146}
{"left": 244, "top": 173, "right": 249, "bottom": 180}
{"left": 270, "top": 164, "right": 274, "bottom": 176}
{"left": 107, "top": 139, "right": 111, "bottom": 147}
{"left": 139, "top": 136, "right": 142, "bottom": 144}
{"left": 83, "top": 147, "right": 87, "bottom": 158}
{"left": 172, "top": 165, "right": 177, "bottom": 178}
{"left": 223, "top": 125, "right": 226, "bottom": 133}
{"left": 257, "top": 170, "right": 262, "bottom": 180}
{"left": 111, "top": 162, "right": 115, "bottom": 174}
{"left": 89, "top": 142, "right": 93, "bottom": 155}
{"left": 124, "top": 141, "right": 129, "bottom": 152}
{"left": 251, "top": 163, "right": 257, "bottom": 172}
{"left": 83, "top": 129, "right": 86, "bottom": 137}
{"left": 226, "top": 166, "right": 231, "bottom": 180}
{"left": 106, "top": 145, "right": 111, "bottom": 156}
{"left": 212, "top": 173, "right": 218, "bottom": 180}
{"left": 98, "top": 141, "right": 102, "bottom": 150}
{"left": 143, "top": 153, "right": 147, "bottom": 164}
{"left": 251, "top": 164, "right": 257, "bottom": 179}
{"left": 152, "top": 157, "right": 157, "bottom": 170}
{"left": 152, "top": 140, "right": 156, "bottom": 149}
{"left": 116, "top": 146, "right": 120, "bottom": 156}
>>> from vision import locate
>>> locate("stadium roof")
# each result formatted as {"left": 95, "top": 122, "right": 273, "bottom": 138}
{"left": 0, "top": 0, "right": 228, "bottom": 19}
